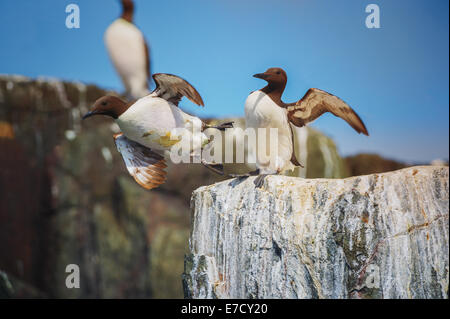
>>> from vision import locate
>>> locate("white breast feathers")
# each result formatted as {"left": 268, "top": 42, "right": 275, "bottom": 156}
{"left": 104, "top": 19, "right": 149, "bottom": 99}
{"left": 244, "top": 91, "right": 295, "bottom": 174}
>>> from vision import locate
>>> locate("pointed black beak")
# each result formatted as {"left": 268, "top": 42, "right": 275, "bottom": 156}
{"left": 82, "top": 111, "right": 96, "bottom": 120}
{"left": 253, "top": 73, "right": 269, "bottom": 80}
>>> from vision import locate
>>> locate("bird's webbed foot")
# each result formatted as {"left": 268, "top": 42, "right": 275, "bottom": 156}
{"left": 253, "top": 170, "right": 281, "bottom": 188}
{"left": 254, "top": 174, "right": 270, "bottom": 188}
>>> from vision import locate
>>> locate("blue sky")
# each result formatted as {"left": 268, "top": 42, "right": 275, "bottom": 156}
{"left": 0, "top": 0, "right": 448, "bottom": 163}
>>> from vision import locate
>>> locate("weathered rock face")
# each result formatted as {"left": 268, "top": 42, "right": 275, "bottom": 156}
{"left": 184, "top": 166, "right": 449, "bottom": 299}
{"left": 1, "top": 74, "right": 353, "bottom": 298}
{"left": 0, "top": 75, "right": 196, "bottom": 298}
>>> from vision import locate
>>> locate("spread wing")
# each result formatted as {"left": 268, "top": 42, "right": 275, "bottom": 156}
{"left": 151, "top": 73, "right": 204, "bottom": 107}
{"left": 114, "top": 133, "right": 167, "bottom": 190}
{"left": 287, "top": 88, "right": 369, "bottom": 136}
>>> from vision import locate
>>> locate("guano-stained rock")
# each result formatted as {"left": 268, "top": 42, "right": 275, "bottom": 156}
{"left": 183, "top": 166, "right": 449, "bottom": 299}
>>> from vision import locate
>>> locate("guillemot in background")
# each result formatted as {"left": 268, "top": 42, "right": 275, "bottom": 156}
{"left": 104, "top": 0, "right": 152, "bottom": 99}
{"left": 83, "top": 73, "right": 232, "bottom": 190}
{"left": 244, "top": 67, "right": 369, "bottom": 187}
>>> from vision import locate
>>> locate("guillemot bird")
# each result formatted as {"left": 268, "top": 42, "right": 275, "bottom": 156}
{"left": 83, "top": 73, "right": 233, "bottom": 190}
{"left": 244, "top": 67, "right": 369, "bottom": 187}
{"left": 104, "top": 0, "right": 151, "bottom": 99}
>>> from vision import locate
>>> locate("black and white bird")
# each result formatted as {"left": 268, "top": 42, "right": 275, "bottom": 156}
{"left": 104, "top": 0, "right": 151, "bottom": 99}
{"left": 83, "top": 73, "right": 233, "bottom": 190}
{"left": 244, "top": 67, "right": 369, "bottom": 187}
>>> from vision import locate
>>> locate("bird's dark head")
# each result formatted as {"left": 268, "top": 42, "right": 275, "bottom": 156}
{"left": 253, "top": 68, "right": 287, "bottom": 87}
{"left": 121, "top": 0, "right": 134, "bottom": 11}
{"left": 121, "top": 0, "right": 134, "bottom": 22}
{"left": 82, "top": 96, "right": 128, "bottom": 120}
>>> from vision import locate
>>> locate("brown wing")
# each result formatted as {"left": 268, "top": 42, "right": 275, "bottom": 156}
{"left": 151, "top": 73, "right": 204, "bottom": 107}
{"left": 114, "top": 133, "right": 167, "bottom": 190}
{"left": 287, "top": 88, "right": 369, "bottom": 136}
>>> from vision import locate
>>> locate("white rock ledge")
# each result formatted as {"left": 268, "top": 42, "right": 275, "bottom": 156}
{"left": 183, "top": 166, "right": 449, "bottom": 299}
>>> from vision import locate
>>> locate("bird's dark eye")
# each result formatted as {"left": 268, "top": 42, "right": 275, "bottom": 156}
{"left": 276, "top": 71, "right": 281, "bottom": 75}
{"left": 101, "top": 101, "right": 107, "bottom": 106}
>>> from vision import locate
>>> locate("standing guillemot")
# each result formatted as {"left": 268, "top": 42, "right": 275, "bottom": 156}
{"left": 243, "top": 67, "right": 369, "bottom": 187}
{"left": 83, "top": 73, "right": 232, "bottom": 190}
{"left": 104, "top": 0, "right": 152, "bottom": 99}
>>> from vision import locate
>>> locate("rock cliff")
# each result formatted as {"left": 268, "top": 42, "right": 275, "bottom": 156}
{"left": 0, "top": 75, "right": 351, "bottom": 298}
{"left": 1, "top": 74, "right": 425, "bottom": 298}
{"left": 183, "top": 166, "right": 449, "bottom": 299}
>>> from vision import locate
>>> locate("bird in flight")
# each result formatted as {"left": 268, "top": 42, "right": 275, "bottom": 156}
{"left": 83, "top": 73, "right": 233, "bottom": 190}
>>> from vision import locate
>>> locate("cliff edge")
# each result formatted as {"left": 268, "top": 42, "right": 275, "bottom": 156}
{"left": 183, "top": 166, "right": 449, "bottom": 299}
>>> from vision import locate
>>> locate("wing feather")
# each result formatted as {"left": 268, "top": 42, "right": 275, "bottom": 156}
{"left": 114, "top": 133, "right": 167, "bottom": 190}
{"left": 151, "top": 73, "right": 204, "bottom": 107}
{"left": 287, "top": 88, "right": 369, "bottom": 135}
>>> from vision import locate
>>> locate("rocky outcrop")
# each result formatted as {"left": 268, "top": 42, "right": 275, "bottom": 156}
{"left": 0, "top": 75, "right": 194, "bottom": 298}
{"left": 184, "top": 166, "right": 449, "bottom": 299}
{"left": 0, "top": 271, "right": 14, "bottom": 298}
{"left": 345, "top": 153, "right": 409, "bottom": 177}
{"left": 0, "top": 270, "right": 45, "bottom": 298}
{"left": 1, "top": 75, "right": 352, "bottom": 298}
